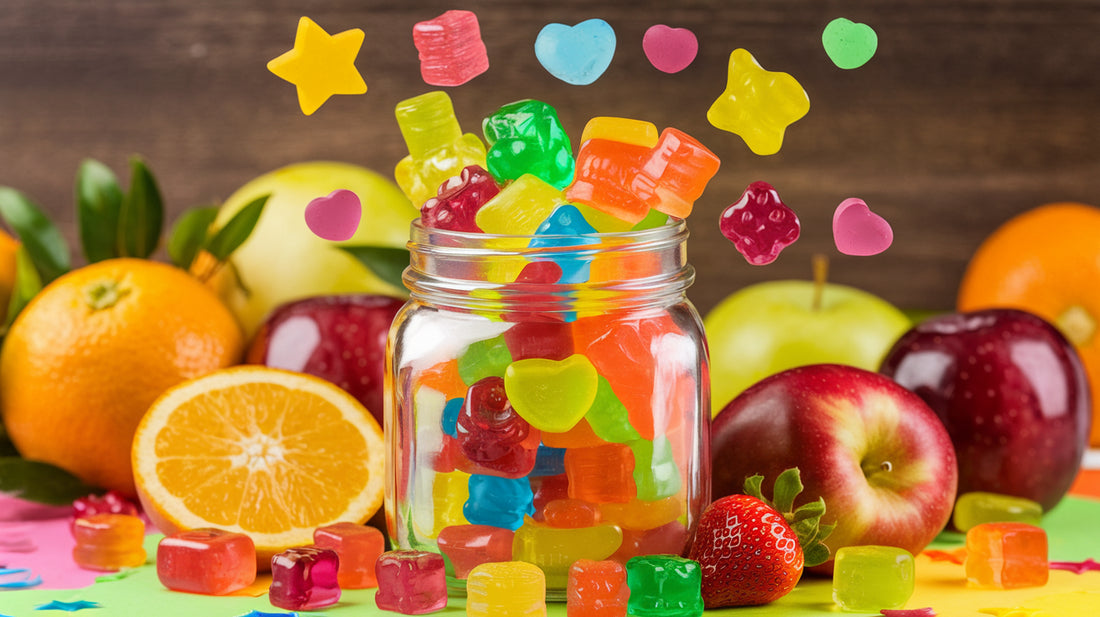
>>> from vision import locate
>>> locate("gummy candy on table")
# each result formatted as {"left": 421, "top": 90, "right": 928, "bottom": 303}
{"left": 71, "top": 513, "right": 146, "bottom": 572}
{"left": 467, "top": 561, "right": 547, "bottom": 617}
{"left": 965, "top": 522, "right": 1049, "bottom": 589}
{"left": 475, "top": 174, "right": 568, "bottom": 235}
{"left": 464, "top": 474, "right": 536, "bottom": 531}
{"left": 530, "top": 444, "right": 568, "bottom": 477}
{"left": 455, "top": 376, "right": 540, "bottom": 478}
{"left": 269, "top": 546, "right": 341, "bottom": 611}
{"left": 610, "top": 520, "right": 690, "bottom": 564}
{"left": 629, "top": 436, "right": 682, "bottom": 501}
{"left": 543, "top": 499, "right": 601, "bottom": 529}
{"left": 71, "top": 491, "right": 139, "bottom": 534}
{"left": 953, "top": 491, "right": 1043, "bottom": 532}
{"left": 375, "top": 550, "right": 448, "bottom": 615}
{"left": 624, "top": 555, "right": 704, "bottom": 617}
{"left": 483, "top": 99, "right": 575, "bottom": 189}
{"left": 503, "top": 320, "right": 574, "bottom": 361}
{"left": 506, "top": 354, "right": 600, "bottom": 433}
{"left": 513, "top": 516, "right": 624, "bottom": 588}
{"left": 413, "top": 470, "right": 470, "bottom": 540}
{"left": 580, "top": 117, "right": 660, "bottom": 148}
{"left": 566, "top": 138, "right": 654, "bottom": 225}
{"left": 565, "top": 443, "right": 637, "bottom": 504}
{"left": 441, "top": 397, "right": 463, "bottom": 437}
{"left": 531, "top": 473, "right": 570, "bottom": 521}
{"left": 156, "top": 528, "right": 256, "bottom": 595}
{"left": 528, "top": 204, "right": 599, "bottom": 284}
{"left": 420, "top": 164, "right": 500, "bottom": 232}
{"left": 436, "top": 524, "right": 515, "bottom": 579}
{"left": 706, "top": 48, "right": 810, "bottom": 156}
{"left": 585, "top": 376, "right": 642, "bottom": 444}
{"left": 630, "top": 128, "right": 720, "bottom": 219}
{"left": 313, "top": 522, "right": 385, "bottom": 589}
{"left": 395, "top": 91, "right": 488, "bottom": 206}
{"left": 832, "top": 545, "right": 915, "bottom": 612}
{"left": 568, "top": 558, "right": 629, "bottom": 617}
{"left": 541, "top": 417, "right": 610, "bottom": 449}
{"left": 412, "top": 10, "right": 489, "bottom": 87}
{"left": 457, "top": 334, "right": 514, "bottom": 385}
{"left": 720, "top": 180, "right": 801, "bottom": 265}
{"left": 599, "top": 496, "right": 681, "bottom": 531}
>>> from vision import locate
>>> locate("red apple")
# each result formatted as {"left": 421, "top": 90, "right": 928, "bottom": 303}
{"left": 247, "top": 294, "right": 406, "bottom": 427}
{"left": 879, "top": 308, "right": 1091, "bottom": 512}
{"left": 711, "top": 364, "right": 957, "bottom": 573}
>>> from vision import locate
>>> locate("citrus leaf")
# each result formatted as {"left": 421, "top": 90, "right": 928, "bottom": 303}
{"left": 0, "top": 457, "right": 99, "bottom": 505}
{"left": 167, "top": 205, "right": 219, "bottom": 269}
{"left": 204, "top": 194, "right": 268, "bottom": 261}
{"left": 4, "top": 246, "right": 43, "bottom": 330}
{"left": 0, "top": 187, "right": 71, "bottom": 283}
{"left": 0, "top": 425, "right": 17, "bottom": 457}
{"left": 339, "top": 245, "right": 410, "bottom": 292}
{"left": 75, "top": 159, "right": 123, "bottom": 263}
{"left": 117, "top": 157, "right": 163, "bottom": 258}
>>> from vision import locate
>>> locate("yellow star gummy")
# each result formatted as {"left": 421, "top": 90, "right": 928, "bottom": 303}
{"left": 267, "top": 16, "right": 367, "bottom": 115}
{"left": 706, "top": 48, "right": 810, "bottom": 156}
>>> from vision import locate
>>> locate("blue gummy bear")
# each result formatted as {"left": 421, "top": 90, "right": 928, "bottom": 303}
{"left": 530, "top": 444, "right": 567, "bottom": 477}
{"left": 441, "top": 397, "right": 463, "bottom": 438}
{"left": 534, "top": 19, "right": 617, "bottom": 86}
{"left": 529, "top": 204, "right": 598, "bottom": 285}
{"left": 463, "top": 474, "right": 535, "bottom": 531}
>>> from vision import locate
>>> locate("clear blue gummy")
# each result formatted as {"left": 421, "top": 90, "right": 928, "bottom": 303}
{"left": 463, "top": 474, "right": 536, "bottom": 531}
{"left": 441, "top": 397, "right": 463, "bottom": 438}
{"left": 529, "top": 204, "right": 598, "bottom": 285}
{"left": 530, "top": 444, "right": 567, "bottom": 477}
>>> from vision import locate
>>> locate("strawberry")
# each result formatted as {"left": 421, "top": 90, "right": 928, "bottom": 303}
{"left": 688, "top": 468, "right": 832, "bottom": 608}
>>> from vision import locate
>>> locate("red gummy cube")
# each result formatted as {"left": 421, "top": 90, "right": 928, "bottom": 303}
{"left": 437, "top": 524, "right": 515, "bottom": 579}
{"left": 313, "top": 522, "right": 385, "bottom": 589}
{"left": 375, "top": 550, "right": 448, "bottom": 614}
{"left": 270, "top": 546, "right": 341, "bottom": 610}
{"left": 156, "top": 528, "right": 257, "bottom": 595}
{"left": 412, "top": 10, "right": 489, "bottom": 87}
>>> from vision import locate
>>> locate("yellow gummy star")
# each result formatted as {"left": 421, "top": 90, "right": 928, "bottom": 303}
{"left": 267, "top": 16, "right": 367, "bottom": 115}
{"left": 706, "top": 48, "right": 810, "bottom": 156}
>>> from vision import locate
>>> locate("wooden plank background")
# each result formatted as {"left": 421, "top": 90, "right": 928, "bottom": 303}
{"left": 2, "top": 0, "right": 1098, "bottom": 316}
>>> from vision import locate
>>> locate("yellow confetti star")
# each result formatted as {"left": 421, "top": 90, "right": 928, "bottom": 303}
{"left": 706, "top": 48, "right": 810, "bottom": 156}
{"left": 267, "top": 16, "right": 367, "bottom": 115}
{"left": 979, "top": 607, "right": 1049, "bottom": 617}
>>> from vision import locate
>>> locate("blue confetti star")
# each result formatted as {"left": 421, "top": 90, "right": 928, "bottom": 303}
{"left": 34, "top": 600, "right": 102, "bottom": 612}
{"left": 237, "top": 611, "right": 299, "bottom": 617}
{"left": 0, "top": 567, "right": 43, "bottom": 589}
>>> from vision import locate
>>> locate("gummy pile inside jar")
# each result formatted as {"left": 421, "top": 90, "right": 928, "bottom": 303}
{"left": 391, "top": 90, "right": 721, "bottom": 590}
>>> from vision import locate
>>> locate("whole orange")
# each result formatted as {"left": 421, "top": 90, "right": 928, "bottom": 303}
{"left": 957, "top": 202, "right": 1100, "bottom": 445}
{"left": 0, "top": 258, "right": 243, "bottom": 495}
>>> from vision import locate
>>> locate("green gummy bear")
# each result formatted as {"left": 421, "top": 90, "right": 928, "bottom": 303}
{"left": 457, "top": 334, "right": 514, "bottom": 385}
{"left": 483, "top": 99, "right": 575, "bottom": 189}
{"left": 625, "top": 555, "right": 704, "bottom": 617}
{"left": 585, "top": 376, "right": 641, "bottom": 443}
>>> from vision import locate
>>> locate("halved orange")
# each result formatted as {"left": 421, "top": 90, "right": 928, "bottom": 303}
{"left": 132, "top": 366, "right": 384, "bottom": 567}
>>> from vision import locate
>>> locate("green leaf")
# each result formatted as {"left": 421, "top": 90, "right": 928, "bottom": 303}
{"left": 75, "top": 159, "right": 124, "bottom": 263}
{"left": 4, "top": 246, "right": 43, "bottom": 330}
{"left": 0, "top": 425, "right": 18, "bottom": 457}
{"left": 802, "top": 541, "right": 832, "bottom": 568}
{"left": 742, "top": 474, "right": 766, "bottom": 502}
{"left": 0, "top": 457, "right": 99, "bottom": 505}
{"left": 167, "top": 206, "right": 219, "bottom": 269}
{"left": 0, "top": 187, "right": 71, "bottom": 283}
{"left": 117, "top": 157, "right": 164, "bottom": 258}
{"left": 204, "top": 194, "right": 268, "bottom": 261}
{"left": 340, "top": 245, "right": 410, "bottom": 292}
{"left": 788, "top": 498, "right": 825, "bottom": 524}
{"left": 772, "top": 467, "right": 804, "bottom": 513}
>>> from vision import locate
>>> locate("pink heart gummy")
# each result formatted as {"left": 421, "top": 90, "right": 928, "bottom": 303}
{"left": 304, "top": 189, "right": 362, "bottom": 241}
{"left": 832, "top": 197, "right": 893, "bottom": 256}
{"left": 642, "top": 25, "right": 698, "bottom": 74}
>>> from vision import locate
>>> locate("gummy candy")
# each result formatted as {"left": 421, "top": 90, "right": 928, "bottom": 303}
{"left": 580, "top": 117, "right": 659, "bottom": 147}
{"left": 965, "top": 522, "right": 1049, "bottom": 589}
{"left": 565, "top": 443, "right": 637, "bottom": 504}
{"left": 436, "top": 524, "right": 515, "bottom": 579}
{"left": 568, "top": 559, "right": 629, "bottom": 617}
{"left": 541, "top": 418, "right": 609, "bottom": 449}
{"left": 503, "top": 320, "right": 574, "bottom": 361}
{"left": 642, "top": 25, "right": 698, "bottom": 74}
{"left": 420, "top": 165, "right": 500, "bottom": 232}
{"left": 395, "top": 91, "right": 488, "bottom": 206}
{"left": 375, "top": 550, "right": 448, "bottom": 614}
{"left": 631, "top": 128, "right": 720, "bottom": 218}
{"left": 505, "top": 354, "right": 600, "bottom": 433}
{"left": 413, "top": 470, "right": 470, "bottom": 540}
{"left": 599, "top": 496, "right": 681, "bottom": 531}
{"left": 567, "top": 138, "right": 653, "bottom": 224}
{"left": 412, "top": 10, "right": 489, "bottom": 87}
{"left": 71, "top": 513, "right": 146, "bottom": 572}
{"left": 156, "top": 529, "right": 257, "bottom": 595}
{"left": 313, "top": 522, "right": 385, "bottom": 589}
{"left": 611, "top": 520, "right": 691, "bottom": 564}
{"left": 822, "top": 18, "right": 878, "bottom": 70}
{"left": 513, "top": 516, "right": 624, "bottom": 588}
{"left": 706, "top": 48, "right": 810, "bottom": 156}
{"left": 832, "top": 545, "right": 915, "bottom": 611}
{"left": 441, "top": 397, "right": 463, "bottom": 438}
{"left": 304, "top": 189, "right": 361, "bottom": 241}
{"left": 464, "top": 474, "right": 535, "bottom": 531}
{"left": 584, "top": 376, "right": 642, "bottom": 444}
{"left": 269, "top": 546, "right": 341, "bottom": 611}
{"left": 71, "top": 491, "right": 140, "bottom": 535}
{"left": 267, "top": 16, "right": 367, "bottom": 116}
{"left": 625, "top": 555, "right": 704, "bottom": 617}
{"left": 534, "top": 19, "right": 617, "bottom": 86}
{"left": 530, "top": 444, "right": 568, "bottom": 477}
{"left": 529, "top": 205, "right": 599, "bottom": 284}
{"left": 719, "top": 181, "right": 800, "bottom": 265}
{"left": 543, "top": 499, "right": 602, "bottom": 529}
{"left": 832, "top": 197, "right": 893, "bottom": 256}
{"left": 457, "top": 334, "right": 514, "bottom": 385}
{"left": 629, "top": 436, "right": 682, "bottom": 501}
{"left": 531, "top": 473, "right": 571, "bottom": 522}
{"left": 455, "top": 376, "right": 540, "bottom": 478}
{"left": 476, "top": 174, "right": 568, "bottom": 235}
{"left": 483, "top": 99, "right": 575, "bottom": 189}
{"left": 466, "top": 561, "right": 546, "bottom": 617}
{"left": 953, "top": 492, "right": 1043, "bottom": 532}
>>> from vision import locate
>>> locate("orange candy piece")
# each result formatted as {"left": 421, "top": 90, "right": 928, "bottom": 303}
{"left": 565, "top": 444, "right": 636, "bottom": 504}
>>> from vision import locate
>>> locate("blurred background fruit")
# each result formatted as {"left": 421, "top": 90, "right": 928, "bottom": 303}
{"left": 0, "top": 258, "right": 243, "bottom": 495}
{"left": 132, "top": 366, "right": 385, "bottom": 569}
{"left": 202, "top": 161, "right": 418, "bottom": 339}
{"left": 0, "top": 228, "right": 19, "bottom": 321}
{"left": 957, "top": 202, "right": 1100, "bottom": 446}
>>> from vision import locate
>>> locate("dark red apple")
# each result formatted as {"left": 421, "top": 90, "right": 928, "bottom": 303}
{"left": 879, "top": 308, "right": 1091, "bottom": 512}
{"left": 711, "top": 364, "right": 957, "bottom": 573}
{"left": 247, "top": 294, "right": 406, "bottom": 427}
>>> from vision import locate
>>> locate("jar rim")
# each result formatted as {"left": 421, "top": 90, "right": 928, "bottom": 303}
{"left": 407, "top": 216, "right": 688, "bottom": 247}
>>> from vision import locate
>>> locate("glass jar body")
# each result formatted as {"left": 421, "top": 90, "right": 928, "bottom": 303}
{"left": 385, "top": 220, "right": 710, "bottom": 600}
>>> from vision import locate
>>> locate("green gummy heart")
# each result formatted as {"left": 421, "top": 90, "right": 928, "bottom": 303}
{"left": 822, "top": 17, "right": 878, "bottom": 69}
{"left": 504, "top": 354, "right": 599, "bottom": 433}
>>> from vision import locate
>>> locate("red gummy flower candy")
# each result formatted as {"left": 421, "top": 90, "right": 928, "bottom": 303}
{"left": 719, "top": 181, "right": 800, "bottom": 265}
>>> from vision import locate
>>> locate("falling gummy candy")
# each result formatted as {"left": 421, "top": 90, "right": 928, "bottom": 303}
{"left": 267, "top": 16, "right": 367, "bottom": 115}
{"left": 822, "top": 17, "right": 878, "bottom": 69}
{"left": 642, "top": 24, "right": 699, "bottom": 74}
{"left": 412, "top": 10, "right": 489, "bottom": 87}
{"left": 534, "top": 19, "right": 617, "bottom": 85}
{"left": 832, "top": 197, "right": 893, "bottom": 256}
{"left": 719, "top": 181, "right": 800, "bottom": 265}
{"left": 707, "top": 48, "right": 809, "bottom": 156}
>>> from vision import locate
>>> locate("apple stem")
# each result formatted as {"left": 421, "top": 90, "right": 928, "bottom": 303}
{"left": 812, "top": 254, "right": 828, "bottom": 312}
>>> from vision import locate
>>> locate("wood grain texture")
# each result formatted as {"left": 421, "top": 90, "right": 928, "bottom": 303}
{"left": 2, "top": 0, "right": 1099, "bottom": 316}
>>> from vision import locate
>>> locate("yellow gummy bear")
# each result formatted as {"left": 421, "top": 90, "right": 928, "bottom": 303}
{"left": 394, "top": 91, "right": 487, "bottom": 206}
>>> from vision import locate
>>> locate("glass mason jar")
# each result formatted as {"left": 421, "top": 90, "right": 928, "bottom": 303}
{"left": 385, "top": 217, "right": 711, "bottom": 599}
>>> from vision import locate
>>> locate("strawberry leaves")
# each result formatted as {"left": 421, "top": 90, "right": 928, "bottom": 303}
{"left": 744, "top": 467, "right": 834, "bottom": 568}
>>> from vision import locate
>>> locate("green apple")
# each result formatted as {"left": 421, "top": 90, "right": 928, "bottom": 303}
{"left": 704, "top": 279, "right": 911, "bottom": 415}
{"left": 205, "top": 161, "right": 419, "bottom": 339}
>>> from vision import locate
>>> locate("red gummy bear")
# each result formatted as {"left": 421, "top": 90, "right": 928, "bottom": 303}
{"left": 455, "top": 376, "right": 540, "bottom": 478}
{"left": 420, "top": 164, "right": 500, "bottom": 232}
{"left": 719, "top": 181, "right": 800, "bottom": 265}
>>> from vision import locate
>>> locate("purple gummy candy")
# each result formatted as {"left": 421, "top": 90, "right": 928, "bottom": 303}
{"left": 269, "top": 546, "right": 341, "bottom": 611}
{"left": 375, "top": 550, "right": 448, "bottom": 614}
{"left": 456, "top": 376, "right": 539, "bottom": 478}
{"left": 420, "top": 165, "right": 500, "bottom": 232}
{"left": 719, "top": 180, "right": 800, "bottom": 265}
{"left": 412, "top": 10, "right": 489, "bottom": 87}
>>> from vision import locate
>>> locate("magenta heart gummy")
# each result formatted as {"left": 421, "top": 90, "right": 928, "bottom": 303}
{"left": 304, "top": 189, "right": 362, "bottom": 241}
{"left": 833, "top": 197, "right": 893, "bottom": 256}
{"left": 719, "top": 181, "right": 801, "bottom": 265}
{"left": 420, "top": 164, "right": 501, "bottom": 232}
